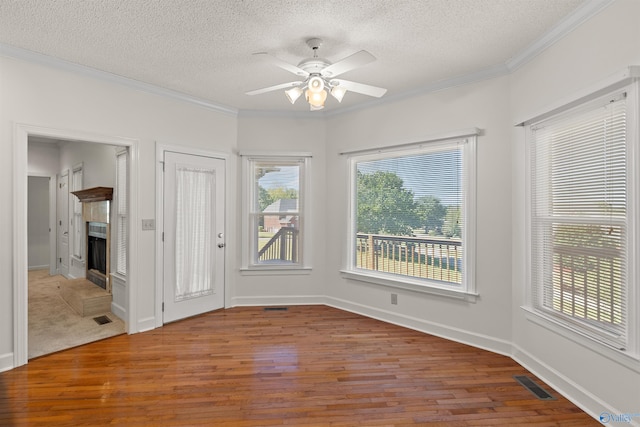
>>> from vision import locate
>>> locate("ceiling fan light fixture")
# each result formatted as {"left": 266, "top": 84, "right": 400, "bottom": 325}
{"left": 285, "top": 86, "right": 303, "bottom": 104}
{"left": 307, "top": 76, "right": 324, "bottom": 93}
{"left": 305, "top": 87, "right": 327, "bottom": 108}
{"left": 330, "top": 85, "right": 347, "bottom": 102}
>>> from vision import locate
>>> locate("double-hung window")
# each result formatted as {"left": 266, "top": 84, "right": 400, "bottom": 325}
{"left": 71, "top": 163, "right": 83, "bottom": 260}
{"left": 343, "top": 131, "right": 477, "bottom": 299}
{"left": 527, "top": 85, "right": 638, "bottom": 353}
{"left": 115, "top": 149, "right": 128, "bottom": 276}
{"left": 242, "top": 154, "right": 311, "bottom": 270}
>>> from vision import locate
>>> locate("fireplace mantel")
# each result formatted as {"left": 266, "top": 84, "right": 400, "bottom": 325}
{"left": 71, "top": 186, "right": 113, "bottom": 202}
{"left": 71, "top": 187, "right": 113, "bottom": 292}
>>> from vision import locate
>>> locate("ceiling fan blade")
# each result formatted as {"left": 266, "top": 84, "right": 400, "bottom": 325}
{"left": 253, "top": 52, "right": 309, "bottom": 77}
{"left": 331, "top": 79, "right": 387, "bottom": 98}
{"left": 246, "top": 81, "right": 303, "bottom": 96}
{"left": 321, "top": 50, "right": 376, "bottom": 77}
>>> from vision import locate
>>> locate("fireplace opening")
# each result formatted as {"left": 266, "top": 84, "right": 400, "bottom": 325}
{"left": 87, "top": 222, "right": 108, "bottom": 289}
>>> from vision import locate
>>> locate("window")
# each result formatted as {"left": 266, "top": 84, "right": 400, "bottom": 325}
{"left": 345, "top": 132, "right": 477, "bottom": 297}
{"left": 528, "top": 88, "right": 636, "bottom": 352}
{"left": 242, "top": 154, "right": 310, "bottom": 270}
{"left": 115, "top": 149, "right": 128, "bottom": 276}
{"left": 71, "top": 164, "right": 83, "bottom": 259}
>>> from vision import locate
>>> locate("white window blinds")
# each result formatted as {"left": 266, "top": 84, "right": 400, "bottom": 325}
{"left": 349, "top": 137, "right": 472, "bottom": 289}
{"left": 116, "top": 150, "right": 128, "bottom": 276}
{"left": 71, "top": 166, "right": 83, "bottom": 259}
{"left": 529, "top": 93, "right": 628, "bottom": 349}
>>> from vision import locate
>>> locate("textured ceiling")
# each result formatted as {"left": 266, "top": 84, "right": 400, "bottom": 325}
{"left": 0, "top": 0, "right": 588, "bottom": 113}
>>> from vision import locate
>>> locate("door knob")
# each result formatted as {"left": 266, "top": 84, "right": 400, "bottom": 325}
{"left": 218, "top": 243, "right": 225, "bottom": 248}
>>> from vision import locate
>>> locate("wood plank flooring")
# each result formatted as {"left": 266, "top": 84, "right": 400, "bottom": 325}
{"left": 1, "top": 305, "right": 598, "bottom": 426}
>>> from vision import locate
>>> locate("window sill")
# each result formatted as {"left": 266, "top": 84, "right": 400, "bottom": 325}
{"left": 240, "top": 267, "right": 312, "bottom": 276}
{"left": 521, "top": 306, "right": 640, "bottom": 372}
{"left": 340, "top": 269, "right": 478, "bottom": 302}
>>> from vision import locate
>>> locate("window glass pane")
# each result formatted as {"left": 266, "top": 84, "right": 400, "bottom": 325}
{"left": 530, "top": 94, "right": 628, "bottom": 347}
{"left": 116, "top": 151, "right": 128, "bottom": 276}
{"left": 251, "top": 160, "right": 302, "bottom": 266}
{"left": 175, "top": 166, "right": 215, "bottom": 300}
{"left": 352, "top": 143, "right": 465, "bottom": 286}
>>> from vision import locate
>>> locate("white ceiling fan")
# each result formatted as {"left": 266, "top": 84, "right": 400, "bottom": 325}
{"left": 246, "top": 38, "right": 387, "bottom": 110}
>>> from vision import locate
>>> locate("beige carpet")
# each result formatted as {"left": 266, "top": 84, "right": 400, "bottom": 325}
{"left": 28, "top": 270, "right": 125, "bottom": 359}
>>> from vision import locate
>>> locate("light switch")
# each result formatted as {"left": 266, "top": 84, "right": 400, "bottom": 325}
{"left": 141, "top": 219, "right": 155, "bottom": 230}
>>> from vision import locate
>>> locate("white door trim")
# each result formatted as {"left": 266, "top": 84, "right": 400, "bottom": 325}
{"left": 13, "top": 123, "right": 140, "bottom": 368}
{"left": 155, "top": 143, "right": 231, "bottom": 328}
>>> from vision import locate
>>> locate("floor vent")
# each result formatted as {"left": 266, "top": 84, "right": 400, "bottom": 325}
{"left": 513, "top": 375, "right": 556, "bottom": 400}
{"left": 93, "top": 315, "right": 113, "bottom": 325}
{"left": 264, "top": 307, "right": 288, "bottom": 312}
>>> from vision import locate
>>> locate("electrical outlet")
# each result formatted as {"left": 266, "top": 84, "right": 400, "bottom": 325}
{"left": 141, "top": 219, "right": 155, "bottom": 230}
{"left": 391, "top": 293, "right": 398, "bottom": 305}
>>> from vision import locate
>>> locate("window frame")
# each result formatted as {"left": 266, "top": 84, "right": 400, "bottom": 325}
{"left": 71, "top": 162, "right": 84, "bottom": 260}
{"left": 115, "top": 148, "right": 128, "bottom": 277}
{"left": 240, "top": 152, "right": 312, "bottom": 273}
{"left": 341, "top": 130, "right": 478, "bottom": 301}
{"left": 524, "top": 80, "right": 639, "bottom": 360}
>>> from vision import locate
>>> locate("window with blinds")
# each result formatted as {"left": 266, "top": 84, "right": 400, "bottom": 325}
{"left": 71, "top": 165, "right": 83, "bottom": 259}
{"left": 529, "top": 91, "right": 629, "bottom": 349}
{"left": 116, "top": 150, "right": 128, "bottom": 276}
{"left": 347, "top": 136, "right": 475, "bottom": 292}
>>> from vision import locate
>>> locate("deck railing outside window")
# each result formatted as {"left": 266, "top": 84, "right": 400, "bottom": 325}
{"left": 355, "top": 233, "right": 462, "bottom": 284}
{"left": 258, "top": 227, "right": 299, "bottom": 263}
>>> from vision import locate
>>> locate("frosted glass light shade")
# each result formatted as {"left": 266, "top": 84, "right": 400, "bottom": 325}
{"left": 331, "top": 86, "right": 347, "bottom": 102}
{"left": 285, "top": 86, "right": 303, "bottom": 104}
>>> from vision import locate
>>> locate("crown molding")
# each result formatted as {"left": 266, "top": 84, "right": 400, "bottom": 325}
{"left": 0, "top": 43, "right": 239, "bottom": 117}
{"left": 506, "top": 0, "right": 616, "bottom": 71}
{"left": 325, "top": 63, "right": 510, "bottom": 117}
{"left": 0, "top": 0, "right": 614, "bottom": 119}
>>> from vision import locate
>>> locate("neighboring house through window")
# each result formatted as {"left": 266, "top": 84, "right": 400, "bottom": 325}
{"left": 241, "top": 153, "right": 311, "bottom": 270}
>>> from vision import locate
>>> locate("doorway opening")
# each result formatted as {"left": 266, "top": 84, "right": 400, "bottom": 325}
{"left": 14, "top": 124, "right": 140, "bottom": 367}
{"left": 27, "top": 136, "right": 127, "bottom": 359}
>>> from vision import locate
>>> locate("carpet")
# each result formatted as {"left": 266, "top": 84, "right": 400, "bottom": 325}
{"left": 28, "top": 271, "right": 125, "bottom": 359}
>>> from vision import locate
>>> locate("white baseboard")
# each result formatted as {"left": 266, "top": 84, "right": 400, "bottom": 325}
{"left": 136, "top": 316, "right": 157, "bottom": 333}
{"left": 512, "top": 345, "right": 638, "bottom": 427}
{"left": 0, "top": 352, "right": 14, "bottom": 373}
{"left": 231, "top": 295, "right": 327, "bottom": 307}
{"left": 111, "top": 301, "right": 126, "bottom": 324}
{"left": 325, "top": 296, "right": 513, "bottom": 357}
{"left": 28, "top": 265, "right": 48, "bottom": 271}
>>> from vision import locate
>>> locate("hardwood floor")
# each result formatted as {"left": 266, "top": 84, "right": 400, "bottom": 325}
{"left": 1, "top": 305, "right": 597, "bottom": 426}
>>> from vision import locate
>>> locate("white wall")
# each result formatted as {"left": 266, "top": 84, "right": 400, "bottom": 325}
{"left": 27, "top": 176, "right": 50, "bottom": 269}
{"left": 2, "top": 1, "right": 639, "bottom": 422}
{"left": 234, "top": 114, "right": 328, "bottom": 305}
{"left": 60, "top": 140, "right": 117, "bottom": 189}
{"left": 324, "top": 75, "right": 514, "bottom": 353}
{"left": 28, "top": 141, "right": 59, "bottom": 176}
{"left": 0, "top": 55, "right": 238, "bottom": 369}
{"left": 510, "top": 0, "right": 640, "bottom": 421}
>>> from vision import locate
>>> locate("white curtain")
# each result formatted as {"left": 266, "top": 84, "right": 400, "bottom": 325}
{"left": 175, "top": 166, "right": 216, "bottom": 301}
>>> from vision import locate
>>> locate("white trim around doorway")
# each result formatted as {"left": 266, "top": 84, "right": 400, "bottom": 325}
{"left": 13, "top": 123, "right": 140, "bottom": 368}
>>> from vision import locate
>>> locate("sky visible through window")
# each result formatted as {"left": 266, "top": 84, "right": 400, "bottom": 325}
{"left": 357, "top": 150, "right": 462, "bottom": 206}
{"left": 259, "top": 166, "right": 299, "bottom": 190}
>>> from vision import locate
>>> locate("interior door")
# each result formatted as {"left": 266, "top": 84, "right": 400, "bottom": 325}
{"left": 56, "top": 170, "right": 69, "bottom": 277}
{"left": 163, "top": 152, "right": 225, "bottom": 323}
